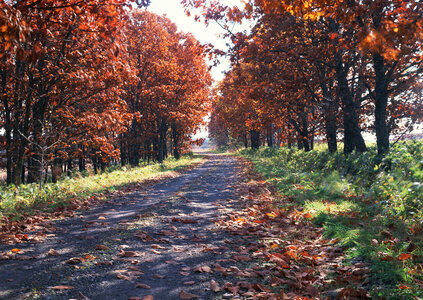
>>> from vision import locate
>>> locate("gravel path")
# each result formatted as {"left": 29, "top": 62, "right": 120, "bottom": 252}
{"left": 0, "top": 154, "right": 246, "bottom": 300}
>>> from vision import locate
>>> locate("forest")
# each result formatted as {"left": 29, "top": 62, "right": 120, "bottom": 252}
{"left": 201, "top": 0, "right": 422, "bottom": 155}
{"left": 1, "top": 0, "right": 423, "bottom": 299}
{"left": 1, "top": 0, "right": 212, "bottom": 187}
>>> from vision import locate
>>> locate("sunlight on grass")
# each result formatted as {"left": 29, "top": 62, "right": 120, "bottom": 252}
{"left": 0, "top": 155, "right": 203, "bottom": 223}
{"left": 238, "top": 142, "right": 423, "bottom": 298}
{"left": 304, "top": 199, "right": 358, "bottom": 216}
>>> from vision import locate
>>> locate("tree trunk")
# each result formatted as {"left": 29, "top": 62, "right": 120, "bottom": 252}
{"left": 129, "top": 143, "right": 140, "bottom": 166}
{"left": 158, "top": 119, "right": 168, "bottom": 163}
{"left": 325, "top": 111, "right": 338, "bottom": 153}
{"left": 373, "top": 53, "right": 390, "bottom": 156}
{"left": 171, "top": 123, "right": 180, "bottom": 160}
{"left": 266, "top": 124, "right": 274, "bottom": 147}
{"left": 1, "top": 70, "right": 13, "bottom": 185}
{"left": 301, "top": 113, "right": 311, "bottom": 152}
{"left": 67, "top": 157, "right": 72, "bottom": 176}
{"left": 310, "top": 125, "right": 315, "bottom": 151}
{"left": 52, "top": 158, "right": 62, "bottom": 183}
{"left": 250, "top": 130, "right": 260, "bottom": 150}
{"left": 120, "top": 136, "right": 127, "bottom": 166}
{"left": 329, "top": 18, "right": 366, "bottom": 153}
{"left": 92, "top": 155, "right": 99, "bottom": 175}
{"left": 78, "top": 145, "right": 86, "bottom": 172}
{"left": 334, "top": 57, "right": 367, "bottom": 153}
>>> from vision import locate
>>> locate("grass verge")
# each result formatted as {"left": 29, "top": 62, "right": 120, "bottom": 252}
{"left": 0, "top": 154, "right": 204, "bottom": 227}
{"left": 238, "top": 141, "right": 423, "bottom": 298}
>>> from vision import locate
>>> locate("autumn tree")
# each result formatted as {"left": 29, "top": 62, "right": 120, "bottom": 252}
{"left": 1, "top": 2, "right": 212, "bottom": 186}
{"left": 184, "top": 0, "right": 422, "bottom": 155}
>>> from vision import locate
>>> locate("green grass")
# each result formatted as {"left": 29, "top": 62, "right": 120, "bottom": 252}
{"left": 238, "top": 141, "right": 423, "bottom": 298}
{"left": 0, "top": 155, "right": 203, "bottom": 225}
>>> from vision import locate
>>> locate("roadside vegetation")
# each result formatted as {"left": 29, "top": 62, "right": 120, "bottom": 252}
{"left": 0, "top": 155, "right": 203, "bottom": 228}
{"left": 239, "top": 141, "right": 423, "bottom": 298}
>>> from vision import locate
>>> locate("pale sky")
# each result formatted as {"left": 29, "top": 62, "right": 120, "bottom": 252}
{"left": 147, "top": 0, "right": 249, "bottom": 140}
{"left": 147, "top": 0, "right": 248, "bottom": 83}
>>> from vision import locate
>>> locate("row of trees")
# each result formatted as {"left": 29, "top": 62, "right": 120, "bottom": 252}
{"left": 0, "top": 1, "right": 212, "bottom": 186}
{"left": 186, "top": 0, "right": 422, "bottom": 154}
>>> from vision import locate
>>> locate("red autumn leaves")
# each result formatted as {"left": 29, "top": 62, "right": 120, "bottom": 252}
{"left": 0, "top": 1, "right": 212, "bottom": 186}
{"left": 196, "top": 0, "right": 422, "bottom": 155}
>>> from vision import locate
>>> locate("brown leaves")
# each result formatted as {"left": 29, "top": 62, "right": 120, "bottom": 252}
{"left": 397, "top": 253, "right": 412, "bottom": 261}
{"left": 48, "top": 249, "right": 60, "bottom": 256}
{"left": 233, "top": 255, "right": 251, "bottom": 262}
{"left": 66, "top": 257, "right": 85, "bottom": 265}
{"left": 210, "top": 279, "right": 221, "bottom": 292}
{"left": 179, "top": 290, "right": 199, "bottom": 299}
{"left": 134, "top": 232, "right": 155, "bottom": 242}
{"left": 49, "top": 285, "right": 74, "bottom": 290}
{"left": 172, "top": 217, "right": 198, "bottom": 224}
{"left": 115, "top": 268, "right": 144, "bottom": 281}
{"left": 129, "top": 297, "right": 153, "bottom": 300}
{"left": 117, "top": 250, "right": 143, "bottom": 257}
{"left": 95, "top": 244, "right": 110, "bottom": 251}
{"left": 151, "top": 244, "right": 166, "bottom": 250}
{"left": 337, "top": 287, "right": 370, "bottom": 299}
{"left": 193, "top": 265, "right": 212, "bottom": 273}
{"left": 210, "top": 162, "right": 354, "bottom": 299}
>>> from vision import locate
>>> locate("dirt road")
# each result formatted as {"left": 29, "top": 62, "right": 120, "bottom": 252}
{"left": 0, "top": 154, "right": 248, "bottom": 300}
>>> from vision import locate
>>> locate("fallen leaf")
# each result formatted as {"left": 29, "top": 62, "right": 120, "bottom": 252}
{"left": 210, "top": 280, "right": 220, "bottom": 292}
{"left": 50, "top": 285, "right": 74, "bottom": 290}
{"left": 202, "top": 265, "right": 212, "bottom": 273}
{"left": 127, "top": 271, "right": 144, "bottom": 277}
{"left": 77, "top": 291, "right": 90, "bottom": 300}
{"left": 193, "top": 265, "right": 212, "bottom": 273}
{"left": 398, "top": 284, "right": 411, "bottom": 290}
{"left": 398, "top": 253, "right": 412, "bottom": 261}
{"left": 66, "top": 257, "right": 84, "bottom": 265}
{"left": 152, "top": 244, "right": 166, "bottom": 250}
{"left": 303, "top": 213, "right": 312, "bottom": 219}
{"left": 11, "top": 248, "right": 21, "bottom": 253}
{"left": 154, "top": 274, "right": 165, "bottom": 279}
{"left": 127, "top": 266, "right": 142, "bottom": 272}
{"left": 118, "top": 250, "right": 142, "bottom": 257}
{"left": 179, "top": 290, "right": 199, "bottom": 299}
{"left": 116, "top": 273, "right": 131, "bottom": 281}
{"left": 48, "top": 249, "right": 60, "bottom": 256}
{"left": 233, "top": 255, "right": 251, "bottom": 262}
{"left": 96, "top": 245, "right": 110, "bottom": 251}
{"left": 172, "top": 217, "right": 198, "bottom": 224}
{"left": 135, "top": 283, "right": 151, "bottom": 289}
{"left": 143, "top": 296, "right": 154, "bottom": 300}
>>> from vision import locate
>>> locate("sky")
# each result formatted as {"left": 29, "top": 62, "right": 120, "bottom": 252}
{"left": 147, "top": 0, "right": 249, "bottom": 140}
{"left": 147, "top": 0, "right": 248, "bottom": 83}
